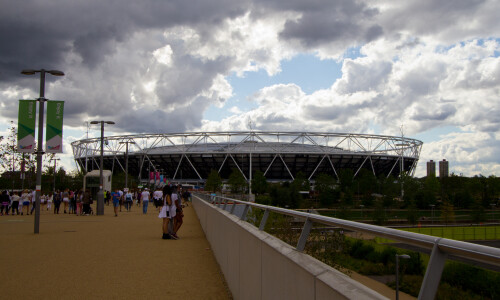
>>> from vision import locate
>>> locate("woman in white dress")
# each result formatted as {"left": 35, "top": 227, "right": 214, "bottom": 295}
{"left": 159, "top": 185, "right": 173, "bottom": 240}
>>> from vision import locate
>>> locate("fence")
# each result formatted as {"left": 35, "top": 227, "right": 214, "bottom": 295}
{"left": 196, "top": 193, "right": 500, "bottom": 300}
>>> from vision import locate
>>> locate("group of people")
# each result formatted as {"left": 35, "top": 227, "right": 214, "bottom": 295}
{"left": 1, "top": 184, "right": 192, "bottom": 241}
{"left": 0, "top": 188, "right": 94, "bottom": 216}
{"left": 157, "top": 184, "right": 188, "bottom": 240}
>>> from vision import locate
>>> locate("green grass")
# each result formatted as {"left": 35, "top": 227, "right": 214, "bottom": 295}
{"left": 376, "top": 225, "right": 500, "bottom": 244}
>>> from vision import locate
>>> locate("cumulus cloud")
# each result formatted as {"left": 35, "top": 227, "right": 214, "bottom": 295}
{"left": 1, "top": 0, "right": 499, "bottom": 176}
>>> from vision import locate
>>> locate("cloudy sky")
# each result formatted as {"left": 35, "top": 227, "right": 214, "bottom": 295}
{"left": 1, "top": 0, "right": 499, "bottom": 177}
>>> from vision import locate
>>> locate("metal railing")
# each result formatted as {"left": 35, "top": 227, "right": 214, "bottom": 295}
{"left": 195, "top": 193, "right": 500, "bottom": 300}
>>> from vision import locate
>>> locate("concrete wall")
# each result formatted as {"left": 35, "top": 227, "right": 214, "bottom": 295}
{"left": 193, "top": 196, "right": 388, "bottom": 300}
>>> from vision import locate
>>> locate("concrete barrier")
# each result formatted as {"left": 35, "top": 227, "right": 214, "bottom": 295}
{"left": 193, "top": 196, "right": 388, "bottom": 300}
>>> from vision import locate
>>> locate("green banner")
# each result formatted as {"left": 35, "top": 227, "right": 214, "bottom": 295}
{"left": 46, "top": 101, "right": 64, "bottom": 153}
{"left": 17, "top": 100, "right": 36, "bottom": 152}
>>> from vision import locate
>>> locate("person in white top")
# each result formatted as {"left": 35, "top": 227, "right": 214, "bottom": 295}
{"left": 21, "top": 190, "right": 31, "bottom": 215}
{"left": 165, "top": 186, "right": 178, "bottom": 239}
{"left": 158, "top": 185, "right": 173, "bottom": 239}
{"left": 124, "top": 190, "right": 133, "bottom": 212}
{"left": 118, "top": 189, "right": 124, "bottom": 212}
{"left": 153, "top": 188, "right": 163, "bottom": 212}
{"left": 11, "top": 191, "right": 21, "bottom": 215}
{"left": 140, "top": 188, "right": 150, "bottom": 214}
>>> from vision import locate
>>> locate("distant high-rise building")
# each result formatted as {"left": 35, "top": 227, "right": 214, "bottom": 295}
{"left": 427, "top": 160, "right": 436, "bottom": 177}
{"left": 439, "top": 159, "right": 449, "bottom": 178}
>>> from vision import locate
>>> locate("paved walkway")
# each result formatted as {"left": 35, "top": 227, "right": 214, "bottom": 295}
{"left": 0, "top": 203, "right": 231, "bottom": 299}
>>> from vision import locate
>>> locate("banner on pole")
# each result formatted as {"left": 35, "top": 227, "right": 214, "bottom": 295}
{"left": 17, "top": 100, "right": 36, "bottom": 152}
{"left": 46, "top": 101, "right": 64, "bottom": 153}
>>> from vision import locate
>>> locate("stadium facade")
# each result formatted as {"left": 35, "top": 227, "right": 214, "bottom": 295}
{"left": 71, "top": 131, "right": 423, "bottom": 184}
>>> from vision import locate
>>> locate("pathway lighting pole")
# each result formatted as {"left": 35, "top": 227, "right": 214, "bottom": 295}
{"left": 119, "top": 140, "right": 135, "bottom": 189}
{"left": 90, "top": 120, "right": 115, "bottom": 215}
{"left": 50, "top": 157, "right": 60, "bottom": 193}
{"left": 396, "top": 254, "right": 411, "bottom": 300}
{"left": 429, "top": 204, "right": 435, "bottom": 225}
{"left": 491, "top": 203, "right": 496, "bottom": 223}
{"left": 21, "top": 69, "right": 64, "bottom": 234}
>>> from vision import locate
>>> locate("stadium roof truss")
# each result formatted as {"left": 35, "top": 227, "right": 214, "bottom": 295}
{"left": 71, "top": 131, "right": 423, "bottom": 182}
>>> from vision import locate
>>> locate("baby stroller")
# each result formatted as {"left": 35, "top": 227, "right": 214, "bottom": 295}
{"left": 82, "top": 203, "right": 94, "bottom": 215}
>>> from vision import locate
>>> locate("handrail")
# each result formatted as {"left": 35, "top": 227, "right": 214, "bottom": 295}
{"left": 195, "top": 193, "right": 500, "bottom": 300}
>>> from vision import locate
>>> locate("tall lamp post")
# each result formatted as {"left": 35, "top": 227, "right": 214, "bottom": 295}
{"left": 119, "top": 140, "right": 135, "bottom": 189}
{"left": 90, "top": 120, "right": 115, "bottom": 215}
{"left": 50, "top": 157, "right": 60, "bottom": 193}
{"left": 396, "top": 254, "right": 411, "bottom": 300}
{"left": 21, "top": 69, "right": 64, "bottom": 234}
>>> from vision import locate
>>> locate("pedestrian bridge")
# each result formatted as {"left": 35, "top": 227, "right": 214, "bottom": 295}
{"left": 193, "top": 193, "right": 500, "bottom": 300}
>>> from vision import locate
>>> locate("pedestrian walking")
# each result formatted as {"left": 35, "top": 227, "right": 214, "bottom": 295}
{"left": 11, "top": 191, "right": 20, "bottom": 215}
{"left": 125, "top": 190, "right": 133, "bottom": 212}
{"left": 0, "top": 190, "right": 10, "bottom": 215}
{"left": 141, "top": 188, "right": 150, "bottom": 214}
{"left": 159, "top": 185, "right": 173, "bottom": 239}
{"left": 53, "top": 190, "right": 62, "bottom": 214}
{"left": 62, "top": 189, "right": 70, "bottom": 213}
{"left": 21, "top": 190, "right": 31, "bottom": 215}
{"left": 82, "top": 189, "right": 92, "bottom": 215}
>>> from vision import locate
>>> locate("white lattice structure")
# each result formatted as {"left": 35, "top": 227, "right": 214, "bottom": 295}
{"left": 71, "top": 131, "right": 423, "bottom": 182}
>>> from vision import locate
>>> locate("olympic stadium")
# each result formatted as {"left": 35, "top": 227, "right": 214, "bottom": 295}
{"left": 71, "top": 131, "right": 423, "bottom": 184}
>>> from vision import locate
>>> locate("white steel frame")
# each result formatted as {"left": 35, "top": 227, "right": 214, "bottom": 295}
{"left": 71, "top": 131, "right": 423, "bottom": 181}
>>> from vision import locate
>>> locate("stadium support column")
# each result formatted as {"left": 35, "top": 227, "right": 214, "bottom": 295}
{"left": 249, "top": 152, "right": 253, "bottom": 201}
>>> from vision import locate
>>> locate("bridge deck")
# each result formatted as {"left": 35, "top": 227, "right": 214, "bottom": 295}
{"left": 0, "top": 203, "right": 231, "bottom": 299}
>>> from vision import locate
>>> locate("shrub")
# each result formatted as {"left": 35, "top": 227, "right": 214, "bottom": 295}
{"left": 441, "top": 262, "right": 500, "bottom": 299}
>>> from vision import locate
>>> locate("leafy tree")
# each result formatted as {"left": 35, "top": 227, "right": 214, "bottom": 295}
{"left": 441, "top": 201, "right": 455, "bottom": 224}
{"left": 406, "top": 202, "right": 419, "bottom": 225}
{"left": 338, "top": 168, "right": 354, "bottom": 193}
{"left": 228, "top": 168, "right": 247, "bottom": 194}
{"left": 268, "top": 182, "right": 302, "bottom": 208}
{"left": 315, "top": 173, "right": 337, "bottom": 207}
{"left": 205, "top": 169, "right": 222, "bottom": 193}
{"left": 356, "top": 169, "right": 377, "bottom": 201}
{"left": 372, "top": 200, "right": 388, "bottom": 225}
{"left": 291, "top": 171, "right": 310, "bottom": 191}
{"left": 251, "top": 170, "right": 268, "bottom": 195}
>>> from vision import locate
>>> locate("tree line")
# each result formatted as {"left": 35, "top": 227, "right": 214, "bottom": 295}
{"left": 204, "top": 167, "right": 500, "bottom": 212}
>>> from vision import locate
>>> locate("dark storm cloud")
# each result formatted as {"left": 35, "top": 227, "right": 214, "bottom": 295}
{"left": 275, "top": 0, "right": 382, "bottom": 47}
{"left": 0, "top": 0, "right": 249, "bottom": 81}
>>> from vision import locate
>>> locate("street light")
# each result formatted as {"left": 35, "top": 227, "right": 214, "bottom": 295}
{"left": 395, "top": 142, "right": 410, "bottom": 199}
{"left": 21, "top": 69, "right": 64, "bottom": 234}
{"left": 90, "top": 120, "right": 115, "bottom": 215}
{"left": 396, "top": 254, "right": 411, "bottom": 300}
{"left": 429, "top": 204, "right": 435, "bottom": 225}
{"left": 119, "top": 140, "right": 135, "bottom": 189}
{"left": 50, "top": 157, "right": 60, "bottom": 193}
{"left": 490, "top": 203, "right": 496, "bottom": 223}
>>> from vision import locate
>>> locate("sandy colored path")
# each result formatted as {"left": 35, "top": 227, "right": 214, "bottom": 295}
{"left": 0, "top": 203, "right": 231, "bottom": 300}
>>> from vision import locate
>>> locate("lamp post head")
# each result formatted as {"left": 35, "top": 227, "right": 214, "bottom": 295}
{"left": 397, "top": 254, "right": 411, "bottom": 259}
{"left": 105, "top": 121, "right": 115, "bottom": 125}
{"left": 21, "top": 69, "right": 64, "bottom": 76}
{"left": 21, "top": 69, "right": 37, "bottom": 75}
{"left": 48, "top": 70, "right": 64, "bottom": 76}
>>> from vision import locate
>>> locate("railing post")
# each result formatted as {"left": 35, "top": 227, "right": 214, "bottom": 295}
{"left": 418, "top": 239, "right": 447, "bottom": 300}
{"left": 230, "top": 201, "right": 236, "bottom": 214}
{"left": 222, "top": 198, "right": 228, "bottom": 211}
{"left": 296, "top": 218, "right": 313, "bottom": 252}
{"left": 241, "top": 204, "right": 250, "bottom": 221}
{"left": 259, "top": 209, "right": 270, "bottom": 231}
